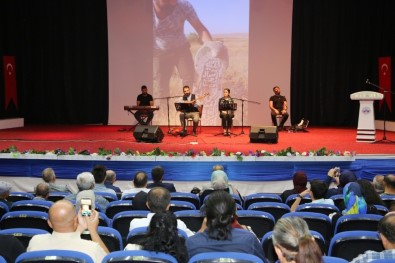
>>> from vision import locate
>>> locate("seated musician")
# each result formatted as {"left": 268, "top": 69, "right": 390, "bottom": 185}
{"left": 134, "top": 85, "right": 154, "bottom": 125}
{"left": 179, "top": 85, "right": 200, "bottom": 136}
{"left": 219, "top": 88, "right": 235, "bottom": 136}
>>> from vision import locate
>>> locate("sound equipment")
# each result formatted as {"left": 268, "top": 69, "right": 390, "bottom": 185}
{"left": 133, "top": 125, "right": 164, "bottom": 143}
{"left": 249, "top": 126, "right": 278, "bottom": 143}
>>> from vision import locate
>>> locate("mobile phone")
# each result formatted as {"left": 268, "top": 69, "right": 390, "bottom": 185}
{"left": 80, "top": 198, "right": 92, "bottom": 216}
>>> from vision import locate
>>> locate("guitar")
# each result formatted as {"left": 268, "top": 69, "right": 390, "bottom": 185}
{"left": 182, "top": 92, "right": 210, "bottom": 104}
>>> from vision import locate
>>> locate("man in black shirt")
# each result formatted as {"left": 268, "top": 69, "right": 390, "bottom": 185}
{"left": 269, "top": 86, "right": 289, "bottom": 130}
{"left": 135, "top": 85, "right": 154, "bottom": 125}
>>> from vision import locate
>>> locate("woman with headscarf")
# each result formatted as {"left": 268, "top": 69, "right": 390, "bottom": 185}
{"left": 199, "top": 170, "right": 241, "bottom": 203}
{"left": 280, "top": 172, "right": 308, "bottom": 202}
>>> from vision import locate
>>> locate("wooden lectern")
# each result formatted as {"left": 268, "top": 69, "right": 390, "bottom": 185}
{"left": 350, "top": 91, "right": 384, "bottom": 143}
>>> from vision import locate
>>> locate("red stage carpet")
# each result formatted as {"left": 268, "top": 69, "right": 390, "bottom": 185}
{"left": 0, "top": 125, "right": 394, "bottom": 155}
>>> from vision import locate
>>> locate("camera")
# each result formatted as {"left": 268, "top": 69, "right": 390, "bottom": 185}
{"left": 333, "top": 167, "right": 341, "bottom": 177}
{"left": 80, "top": 198, "right": 92, "bottom": 216}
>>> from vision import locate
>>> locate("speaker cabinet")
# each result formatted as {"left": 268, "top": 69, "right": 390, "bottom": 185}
{"left": 249, "top": 126, "right": 278, "bottom": 143}
{"left": 133, "top": 125, "right": 164, "bottom": 143}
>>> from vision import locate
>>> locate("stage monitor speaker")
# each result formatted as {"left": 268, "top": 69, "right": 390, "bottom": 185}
{"left": 249, "top": 126, "right": 278, "bottom": 143}
{"left": 133, "top": 125, "right": 164, "bottom": 143}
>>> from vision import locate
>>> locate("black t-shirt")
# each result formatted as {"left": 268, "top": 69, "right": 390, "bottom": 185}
{"left": 137, "top": 94, "right": 153, "bottom": 106}
{"left": 269, "top": 95, "right": 287, "bottom": 111}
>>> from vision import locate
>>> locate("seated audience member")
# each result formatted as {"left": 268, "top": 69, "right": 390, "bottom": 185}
{"left": 325, "top": 168, "right": 357, "bottom": 198}
{"left": 0, "top": 181, "right": 13, "bottom": 208}
{"left": 357, "top": 179, "right": 385, "bottom": 208}
{"left": 351, "top": 214, "right": 395, "bottom": 262}
{"left": 42, "top": 168, "right": 72, "bottom": 193}
{"left": 122, "top": 171, "right": 150, "bottom": 210}
{"left": 27, "top": 200, "right": 109, "bottom": 263}
{"left": 331, "top": 182, "right": 379, "bottom": 226}
{"left": 290, "top": 179, "right": 334, "bottom": 212}
{"left": 186, "top": 191, "right": 264, "bottom": 260}
{"left": 104, "top": 170, "right": 121, "bottom": 194}
{"left": 64, "top": 172, "right": 109, "bottom": 212}
{"left": 272, "top": 216, "right": 323, "bottom": 263}
{"left": 212, "top": 164, "right": 224, "bottom": 171}
{"left": 199, "top": 170, "right": 242, "bottom": 203}
{"left": 125, "top": 211, "right": 188, "bottom": 263}
{"left": 280, "top": 171, "right": 308, "bottom": 203}
{"left": 0, "top": 234, "right": 26, "bottom": 262}
{"left": 91, "top": 165, "right": 116, "bottom": 195}
{"left": 129, "top": 187, "right": 194, "bottom": 236}
{"left": 33, "top": 183, "right": 51, "bottom": 200}
{"left": 372, "top": 175, "right": 385, "bottom": 194}
{"left": 382, "top": 174, "right": 395, "bottom": 195}
{"left": 147, "top": 166, "right": 176, "bottom": 192}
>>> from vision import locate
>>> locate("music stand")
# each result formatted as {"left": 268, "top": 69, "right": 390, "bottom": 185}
{"left": 175, "top": 102, "right": 196, "bottom": 137}
{"left": 156, "top": 96, "right": 181, "bottom": 134}
{"left": 215, "top": 101, "right": 237, "bottom": 137}
{"left": 233, "top": 98, "right": 261, "bottom": 135}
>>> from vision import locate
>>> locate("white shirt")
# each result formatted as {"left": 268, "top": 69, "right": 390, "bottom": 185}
{"left": 121, "top": 188, "right": 150, "bottom": 199}
{"left": 312, "top": 198, "right": 335, "bottom": 205}
{"left": 129, "top": 212, "right": 194, "bottom": 237}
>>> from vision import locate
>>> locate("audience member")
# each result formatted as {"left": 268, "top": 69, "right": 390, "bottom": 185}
{"left": 382, "top": 174, "right": 395, "bottom": 195}
{"left": 27, "top": 200, "right": 108, "bottom": 263}
{"left": 351, "top": 214, "right": 395, "bottom": 262}
{"left": 64, "top": 172, "right": 109, "bottom": 212}
{"left": 41, "top": 168, "right": 72, "bottom": 193}
{"left": 122, "top": 171, "right": 150, "bottom": 210}
{"left": 280, "top": 171, "right": 308, "bottom": 203}
{"left": 104, "top": 170, "right": 121, "bottom": 194}
{"left": 147, "top": 166, "right": 176, "bottom": 192}
{"left": 0, "top": 181, "right": 13, "bottom": 208}
{"left": 129, "top": 187, "right": 194, "bottom": 236}
{"left": 0, "top": 234, "right": 26, "bottom": 262}
{"left": 33, "top": 183, "right": 50, "bottom": 200}
{"left": 325, "top": 168, "right": 357, "bottom": 198}
{"left": 125, "top": 211, "right": 188, "bottom": 263}
{"left": 272, "top": 216, "right": 323, "bottom": 263}
{"left": 199, "top": 170, "right": 241, "bottom": 203}
{"left": 372, "top": 175, "right": 385, "bottom": 194}
{"left": 212, "top": 164, "right": 224, "bottom": 171}
{"left": 91, "top": 165, "right": 116, "bottom": 195}
{"left": 357, "top": 179, "right": 385, "bottom": 208}
{"left": 186, "top": 191, "right": 264, "bottom": 260}
{"left": 290, "top": 179, "right": 334, "bottom": 212}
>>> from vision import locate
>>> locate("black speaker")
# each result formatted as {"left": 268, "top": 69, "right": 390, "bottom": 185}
{"left": 133, "top": 125, "right": 164, "bottom": 143}
{"left": 249, "top": 126, "right": 278, "bottom": 143}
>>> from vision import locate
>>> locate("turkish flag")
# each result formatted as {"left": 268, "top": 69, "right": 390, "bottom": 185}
{"left": 378, "top": 57, "right": 391, "bottom": 112}
{"left": 3, "top": 56, "right": 18, "bottom": 110}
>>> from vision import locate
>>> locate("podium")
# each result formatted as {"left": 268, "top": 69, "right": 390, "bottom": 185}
{"left": 350, "top": 91, "right": 383, "bottom": 143}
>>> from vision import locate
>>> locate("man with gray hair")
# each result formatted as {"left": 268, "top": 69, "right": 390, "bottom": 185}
{"left": 64, "top": 172, "right": 108, "bottom": 212}
{"left": 42, "top": 167, "right": 72, "bottom": 193}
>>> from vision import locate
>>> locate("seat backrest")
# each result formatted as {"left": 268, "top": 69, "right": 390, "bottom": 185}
{"left": 16, "top": 250, "right": 94, "bottom": 263}
{"left": 328, "top": 230, "right": 384, "bottom": 261}
{"left": 95, "top": 191, "right": 118, "bottom": 202}
{"left": 236, "top": 210, "right": 275, "bottom": 239}
{"left": 189, "top": 252, "right": 264, "bottom": 263}
{"left": 81, "top": 226, "right": 123, "bottom": 252}
{"left": 0, "top": 202, "right": 9, "bottom": 219}
{"left": 121, "top": 192, "right": 137, "bottom": 201}
{"left": 174, "top": 210, "right": 205, "bottom": 233}
{"left": 105, "top": 200, "right": 134, "bottom": 219}
{"left": 244, "top": 193, "right": 282, "bottom": 209}
{"left": 379, "top": 194, "right": 395, "bottom": 210}
{"left": 47, "top": 192, "right": 69, "bottom": 202}
{"left": 295, "top": 203, "right": 339, "bottom": 216}
{"left": 334, "top": 214, "right": 383, "bottom": 234}
{"left": 329, "top": 194, "right": 344, "bottom": 210}
{"left": 0, "top": 256, "right": 5, "bottom": 263}
{"left": 322, "top": 256, "right": 349, "bottom": 263}
{"left": 0, "top": 227, "right": 50, "bottom": 248}
{"left": 98, "top": 212, "right": 112, "bottom": 227}
{"left": 112, "top": 211, "right": 149, "bottom": 243}
{"left": 170, "top": 192, "right": 200, "bottom": 209}
{"left": 374, "top": 205, "right": 389, "bottom": 216}
{"left": 10, "top": 200, "right": 53, "bottom": 213}
{"left": 0, "top": 211, "right": 51, "bottom": 232}
{"left": 169, "top": 200, "right": 196, "bottom": 213}
{"left": 247, "top": 202, "right": 290, "bottom": 222}
{"left": 102, "top": 250, "right": 177, "bottom": 263}
{"left": 285, "top": 194, "right": 312, "bottom": 207}
{"left": 7, "top": 192, "right": 34, "bottom": 202}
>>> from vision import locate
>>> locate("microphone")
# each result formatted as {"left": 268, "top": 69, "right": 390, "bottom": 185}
{"left": 366, "top": 79, "right": 370, "bottom": 84}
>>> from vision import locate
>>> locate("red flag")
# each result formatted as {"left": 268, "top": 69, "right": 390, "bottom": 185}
{"left": 378, "top": 57, "right": 391, "bottom": 112}
{"left": 3, "top": 56, "right": 18, "bottom": 110}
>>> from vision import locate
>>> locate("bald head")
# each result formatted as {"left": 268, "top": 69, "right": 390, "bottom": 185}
{"left": 48, "top": 200, "right": 77, "bottom": 232}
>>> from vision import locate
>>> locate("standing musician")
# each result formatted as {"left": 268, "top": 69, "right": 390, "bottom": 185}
{"left": 179, "top": 85, "right": 200, "bottom": 136}
{"left": 218, "top": 88, "right": 235, "bottom": 136}
{"left": 135, "top": 85, "right": 154, "bottom": 125}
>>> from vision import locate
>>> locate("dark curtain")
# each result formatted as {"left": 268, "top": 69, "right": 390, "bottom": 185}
{"left": 0, "top": 0, "right": 108, "bottom": 124}
{"left": 291, "top": 0, "right": 395, "bottom": 126}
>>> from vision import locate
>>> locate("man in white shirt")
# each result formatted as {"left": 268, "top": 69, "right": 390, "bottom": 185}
{"left": 122, "top": 171, "right": 150, "bottom": 198}
{"left": 129, "top": 187, "right": 194, "bottom": 237}
{"left": 27, "top": 200, "right": 109, "bottom": 263}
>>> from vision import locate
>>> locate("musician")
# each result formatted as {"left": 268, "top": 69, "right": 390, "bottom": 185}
{"left": 135, "top": 85, "right": 154, "bottom": 125}
{"left": 218, "top": 88, "right": 235, "bottom": 135}
{"left": 269, "top": 86, "right": 289, "bottom": 131}
{"left": 179, "top": 85, "right": 200, "bottom": 136}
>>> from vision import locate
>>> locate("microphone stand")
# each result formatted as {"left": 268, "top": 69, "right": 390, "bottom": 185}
{"left": 366, "top": 80, "right": 395, "bottom": 144}
{"left": 233, "top": 97, "right": 261, "bottom": 135}
{"left": 156, "top": 96, "right": 181, "bottom": 134}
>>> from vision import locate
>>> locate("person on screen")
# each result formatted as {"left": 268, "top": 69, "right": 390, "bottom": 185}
{"left": 179, "top": 85, "right": 200, "bottom": 136}
{"left": 218, "top": 88, "right": 235, "bottom": 136}
{"left": 153, "top": 0, "right": 216, "bottom": 98}
{"left": 269, "top": 86, "right": 289, "bottom": 131}
{"left": 134, "top": 85, "right": 154, "bottom": 125}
